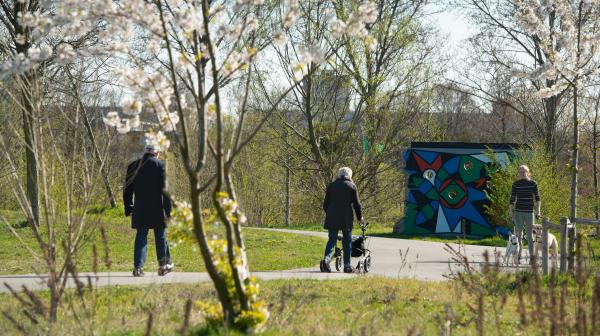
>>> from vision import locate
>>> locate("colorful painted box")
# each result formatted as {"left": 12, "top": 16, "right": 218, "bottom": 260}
{"left": 396, "top": 142, "right": 521, "bottom": 237}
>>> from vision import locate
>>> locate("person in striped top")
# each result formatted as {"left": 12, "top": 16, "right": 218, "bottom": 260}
{"left": 509, "top": 165, "right": 541, "bottom": 265}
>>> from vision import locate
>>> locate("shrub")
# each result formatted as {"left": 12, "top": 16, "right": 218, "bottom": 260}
{"left": 485, "top": 144, "right": 570, "bottom": 230}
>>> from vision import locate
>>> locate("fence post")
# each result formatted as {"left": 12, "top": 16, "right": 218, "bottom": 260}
{"left": 567, "top": 219, "right": 576, "bottom": 274}
{"left": 560, "top": 217, "right": 568, "bottom": 274}
{"left": 542, "top": 218, "right": 549, "bottom": 275}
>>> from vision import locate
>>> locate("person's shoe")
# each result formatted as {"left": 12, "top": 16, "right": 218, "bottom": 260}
{"left": 133, "top": 268, "right": 145, "bottom": 277}
{"left": 343, "top": 265, "right": 354, "bottom": 274}
{"left": 320, "top": 259, "right": 331, "bottom": 273}
{"left": 158, "top": 263, "right": 174, "bottom": 276}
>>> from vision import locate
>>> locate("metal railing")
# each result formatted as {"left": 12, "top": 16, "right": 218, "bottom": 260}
{"left": 540, "top": 216, "right": 600, "bottom": 275}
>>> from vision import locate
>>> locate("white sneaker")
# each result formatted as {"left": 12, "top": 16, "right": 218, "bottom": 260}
{"left": 158, "top": 263, "right": 173, "bottom": 276}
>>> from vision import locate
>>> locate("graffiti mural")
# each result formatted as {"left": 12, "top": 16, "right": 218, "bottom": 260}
{"left": 398, "top": 142, "right": 518, "bottom": 237}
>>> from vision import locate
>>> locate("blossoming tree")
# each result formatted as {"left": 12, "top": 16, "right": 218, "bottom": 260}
{"left": 1, "top": 0, "right": 379, "bottom": 330}
{"left": 512, "top": 0, "right": 600, "bottom": 220}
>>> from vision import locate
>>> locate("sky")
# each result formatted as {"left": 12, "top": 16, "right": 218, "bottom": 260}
{"left": 431, "top": 9, "right": 475, "bottom": 49}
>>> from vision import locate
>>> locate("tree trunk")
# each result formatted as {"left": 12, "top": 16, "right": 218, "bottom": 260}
{"left": 594, "top": 98, "right": 600, "bottom": 236}
{"left": 80, "top": 103, "right": 117, "bottom": 207}
{"left": 285, "top": 162, "right": 291, "bottom": 226}
{"left": 14, "top": 0, "right": 41, "bottom": 225}
{"left": 21, "top": 80, "right": 40, "bottom": 225}
{"left": 189, "top": 181, "right": 236, "bottom": 323}
{"left": 570, "top": 86, "right": 579, "bottom": 220}
{"left": 544, "top": 95, "right": 558, "bottom": 158}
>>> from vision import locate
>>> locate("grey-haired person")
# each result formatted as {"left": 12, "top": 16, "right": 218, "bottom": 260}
{"left": 320, "top": 167, "right": 364, "bottom": 273}
{"left": 509, "top": 164, "right": 541, "bottom": 265}
{"left": 124, "top": 145, "right": 173, "bottom": 276}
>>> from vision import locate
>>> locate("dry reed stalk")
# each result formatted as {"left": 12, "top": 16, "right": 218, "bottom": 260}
{"left": 86, "top": 275, "right": 93, "bottom": 293}
{"left": 4, "top": 284, "right": 33, "bottom": 312}
{"left": 476, "top": 292, "right": 484, "bottom": 336}
{"left": 592, "top": 276, "right": 600, "bottom": 335}
{"left": 100, "top": 227, "right": 111, "bottom": 269}
{"left": 575, "top": 234, "right": 589, "bottom": 336}
{"left": 92, "top": 243, "right": 98, "bottom": 275}
{"left": 67, "top": 260, "right": 85, "bottom": 300}
{"left": 179, "top": 298, "right": 192, "bottom": 335}
{"left": 22, "top": 309, "right": 38, "bottom": 325}
{"left": 405, "top": 326, "right": 418, "bottom": 336}
{"left": 530, "top": 255, "right": 545, "bottom": 325}
{"left": 21, "top": 285, "right": 48, "bottom": 317}
{"left": 559, "top": 281, "right": 568, "bottom": 332}
{"left": 144, "top": 311, "right": 153, "bottom": 336}
{"left": 549, "top": 269, "right": 558, "bottom": 335}
{"left": 517, "top": 286, "right": 528, "bottom": 327}
{"left": 440, "top": 303, "right": 453, "bottom": 336}
{"left": 2, "top": 311, "right": 28, "bottom": 335}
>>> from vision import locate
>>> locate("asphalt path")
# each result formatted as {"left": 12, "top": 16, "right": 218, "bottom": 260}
{"left": 1, "top": 228, "right": 523, "bottom": 293}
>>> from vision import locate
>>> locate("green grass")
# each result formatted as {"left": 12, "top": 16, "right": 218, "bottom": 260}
{"left": 0, "top": 278, "right": 492, "bottom": 335}
{"left": 372, "top": 232, "right": 507, "bottom": 247}
{"left": 267, "top": 222, "right": 508, "bottom": 247}
{"left": 0, "top": 209, "right": 325, "bottom": 274}
{"left": 1, "top": 275, "right": 594, "bottom": 335}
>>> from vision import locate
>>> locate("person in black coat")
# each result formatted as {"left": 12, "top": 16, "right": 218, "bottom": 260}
{"left": 320, "top": 167, "right": 363, "bottom": 273}
{"left": 124, "top": 145, "right": 173, "bottom": 277}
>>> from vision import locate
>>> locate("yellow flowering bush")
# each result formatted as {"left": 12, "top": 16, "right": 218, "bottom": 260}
{"left": 168, "top": 194, "right": 268, "bottom": 331}
{"left": 194, "top": 301, "right": 223, "bottom": 326}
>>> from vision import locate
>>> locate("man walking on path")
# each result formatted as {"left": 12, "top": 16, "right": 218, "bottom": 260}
{"left": 124, "top": 145, "right": 173, "bottom": 277}
{"left": 509, "top": 165, "right": 541, "bottom": 265}
{"left": 321, "top": 167, "right": 364, "bottom": 273}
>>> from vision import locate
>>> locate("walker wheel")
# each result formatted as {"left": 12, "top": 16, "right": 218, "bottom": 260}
{"left": 335, "top": 257, "right": 342, "bottom": 271}
{"left": 357, "top": 261, "right": 363, "bottom": 273}
{"left": 363, "top": 255, "right": 371, "bottom": 273}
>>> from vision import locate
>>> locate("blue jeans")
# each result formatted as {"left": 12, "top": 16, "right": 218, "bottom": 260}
{"left": 324, "top": 228, "right": 352, "bottom": 266}
{"left": 134, "top": 227, "right": 171, "bottom": 269}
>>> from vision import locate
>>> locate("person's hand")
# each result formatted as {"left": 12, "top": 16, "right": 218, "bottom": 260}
{"left": 125, "top": 208, "right": 132, "bottom": 217}
{"left": 360, "top": 217, "right": 365, "bottom": 225}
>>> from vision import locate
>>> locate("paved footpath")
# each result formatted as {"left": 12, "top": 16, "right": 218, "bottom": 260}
{"left": 0, "top": 229, "right": 514, "bottom": 293}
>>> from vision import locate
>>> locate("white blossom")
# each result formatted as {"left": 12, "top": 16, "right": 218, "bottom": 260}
{"left": 512, "top": 0, "right": 600, "bottom": 98}
{"left": 158, "top": 112, "right": 180, "bottom": 132}
{"left": 273, "top": 31, "right": 288, "bottom": 46}
{"left": 235, "top": 0, "right": 265, "bottom": 7}
{"left": 537, "top": 82, "right": 569, "bottom": 98}
{"left": 123, "top": 99, "right": 143, "bottom": 115}
{"left": 129, "top": 115, "right": 141, "bottom": 129}
{"left": 299, "top": 45, "right": 324, "bottom": 64}
{"left": 103, "top": 111, "right": 120, "bottom": 128}
{"left": 291, "top": 62, "right": 308, "bottom": 82}
{"left": 15, "top": 34, "right": 27, "bottom": 45}
{"left": 55, "top": 43, "right": 76, "bottom": 65}
{"left": 116, "top": 119, "right": 131, "bottom": 134}
{"left": 330, "top": 1, "right": 378, "bottom": 39}
{"left": 364, "top": 36, "right": 378, "bottom": 52}
{"left": 174, "top": 4, "right": 204, "bottom": 36}
{"left": 331, "top": 19, "right": 347, "bottom": 39}
{"left": 145, "top": 130, "right": 170, "bottom": 151}
{"left": 282, "top": 1, "right": 300, "bottom": 28}
{"left": 147, "top": 40, "right": 160, "bottom": 55}
{"left": 246, "top": 15, "right": 259, "bottom": 31}
{"left": 510, "top": 69, "right": 529, "bottom": 78}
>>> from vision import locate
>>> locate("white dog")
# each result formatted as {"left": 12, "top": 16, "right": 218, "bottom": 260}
{"left": 504, "top": 232, "right": 520, "bottom": 266}
{"left": 532, "top": 224, "right": 559, "bottom": 268}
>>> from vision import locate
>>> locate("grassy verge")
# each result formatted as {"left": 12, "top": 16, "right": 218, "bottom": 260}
{"left": 0, "top": 209, "right": 325, "bottom": 274}
{"left": 0, "top": 278, "right": 493, "bottom": 335}
{"left": 266, "top": 223, "right": 507, "bottom": 247}
{"left": 1, "top": 274, "right": 594, "bottom": 335}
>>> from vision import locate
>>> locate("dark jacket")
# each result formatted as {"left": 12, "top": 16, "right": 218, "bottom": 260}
{"left": 323, "top": 176, "right": 362, "bottom": 231}
{"left": 123, "top": 154, "right": 172, "bottom": 229}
